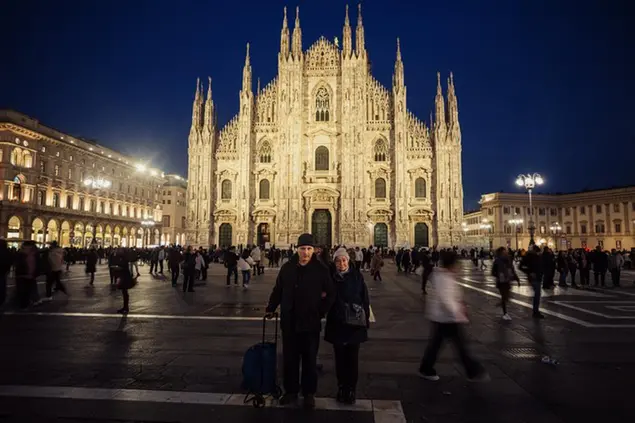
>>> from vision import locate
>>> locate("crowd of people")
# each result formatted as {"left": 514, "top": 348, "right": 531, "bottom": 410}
{"left": 1, "top": 236, "right": 633, "bottom": 410}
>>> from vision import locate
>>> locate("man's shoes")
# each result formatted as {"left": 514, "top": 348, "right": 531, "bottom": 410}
{"left": 533, "top": 312, "right": 545, "bottom": 319}
{"left": 344, "top": 389, "right": 356, "bottom": 405}
{"left": 117, "top": 308, "right": 129, "bottom": 315}
{"left": 303, "top": 394, "right": 315, "bottom": 410}
{"left": 418, "top": 369, "right": 440, "bottom": 381}
{"left": 336, "top": 386, "right": 345, "bottom": 403}
{"left": 278, "top": 393, "right": 298, "bottom": 406}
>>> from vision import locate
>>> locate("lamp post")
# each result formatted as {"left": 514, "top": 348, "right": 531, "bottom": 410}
{"left": 480, "top": 219, "right": 493, "bottom": 250}
{"left": 550, "top": 222, "right": 562, "bottom": 251}
{"left": 509, "top": 218, "right": 523, "bottom": 251}
{"left": 515, "top": 173, "right": 544, "bottom": 247}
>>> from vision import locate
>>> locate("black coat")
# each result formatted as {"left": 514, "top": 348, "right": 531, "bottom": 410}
{"left": 324, "top": 268, "right": 370, "bottom": 345}
{"left": 85, "top": 251, "right": 98, "bottom": 273}
{"left": 266, "top": 255, "right": 335, "bottom": 334}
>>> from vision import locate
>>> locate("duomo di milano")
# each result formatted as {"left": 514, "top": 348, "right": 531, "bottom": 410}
{"left": 186, "top": 5, "right": 464, "bottom": 249}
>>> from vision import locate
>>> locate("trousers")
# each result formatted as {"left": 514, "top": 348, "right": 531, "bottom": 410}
{"left": 282, "top": 331, "right": 320, "bottom": 396}
{"left": 420, "top": 322, "right": 482, "bottom": 378}
{"left": 46, "top": 271, "right": 67, "bottom": 297}
{"left": 333, "top": 343, "right": 360, "bottom": 390}
{"left": 171, "top": 264, "right": 180, "bottom": 285}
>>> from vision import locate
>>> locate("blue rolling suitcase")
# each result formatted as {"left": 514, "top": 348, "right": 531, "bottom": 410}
{"left": 242, "top": 313, "right": 281, "bottom": 408}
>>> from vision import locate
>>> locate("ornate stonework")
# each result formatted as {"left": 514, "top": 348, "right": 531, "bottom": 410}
{"left": 186, "top": 5, "right": 464, "bottom": 248}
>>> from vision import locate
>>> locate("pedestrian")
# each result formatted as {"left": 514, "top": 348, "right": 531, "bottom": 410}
{"left": 520, "top": 245, "right": 545, "bottom": 319}
{"left": 418, "top": 250, "right": 489, "bottom": 382}
{"left": 44, "top": 241, "right": 68, "bottom": 301}
{"left": 182, "top": 247, "right": 196, "bottom": 292}
{"left": 250, "top": 245, "right": 262, "bottom": 276}
{"left": 85, "top": 246, "right": 98, "bottom": 286}
{"left": 590, "top": 246, "right": 608, "bottom": 287}
{"left": 556, "top": 251, "right": 568, "bottom": 288}
{"left": 491, "top": 247, "right": 519, "bottom": 321}
{"left": 15, "top": 241, "right": 40, "bottom": 309}
{"left": 238, "top": 250, "right": 254, "bottom": 289}
{"left": 224, "top": 246, "right": 239, "bottom": 286}
{"left": 325, "top": 247, "right": 370, "bottom": 404}
{"left": 608, "top": 249, "right": 624, "bottom": 287}
{"left": 265, "top": 233, "right": 335, "bottom": 409}
{"left": 354, "top": 247, "right": 363, "bottom": 271}
{"left": 370, "top": 249, "right": 384, "bottom": 281}
{"left": 421, "top": 250, "right": 433, "bottom": 295}
{"left": 567, "top": 250, "right": 579, "bottom": 288}
{"left": 168, "top": 248, "right": 182, "bottom": 287}
{"left": 578, "top": 250, "right": 590, "bottom": 287}
{"left": 158, "top": 247, "right": 165, "bottom": 274}
{"left": 115, "top": 248, "right": 134, "bottom": 314}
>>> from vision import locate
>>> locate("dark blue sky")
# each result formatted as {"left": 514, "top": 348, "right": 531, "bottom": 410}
{"left": 3, "top": 0, "right": 633, "bottom": 209}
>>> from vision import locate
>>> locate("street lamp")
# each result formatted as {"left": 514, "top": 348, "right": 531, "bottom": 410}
{"left": 550, "top": 222, "right": 562, "bottom": 250}
{"left": 509, "top": 218, "right": 523, "bottom": 251}
{"left": 515, "top": 173, "right": 544, "bottom": 247}
{"left": 479, "top": 219, "right": 493, "bottom": 250}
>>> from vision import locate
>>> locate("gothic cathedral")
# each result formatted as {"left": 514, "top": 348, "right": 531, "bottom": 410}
{"left": 186, "top": 5, "right": 464, "bottom": 249}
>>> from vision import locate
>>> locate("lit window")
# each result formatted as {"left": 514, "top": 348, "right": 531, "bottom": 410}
{"left": 375, "top": 178, "right": 386, "bottom": 199}
{"left": 41, "top": 146, "right": 46, "bottom": 153}
{"left": 414, "top": 178, "right": 426, "bottom": 199}
{"left": 221, "top": 179, "right": 232, "bottom": 199}
{"left": 314, "top": 146, "right": 329, "bottom": 171}
{"left": 54, "top": 165, "right": 60, "bottom": 177}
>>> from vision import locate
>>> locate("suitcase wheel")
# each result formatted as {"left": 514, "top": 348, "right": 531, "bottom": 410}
{"left": 253, "top": 395, "right": 265, "bottom": 408}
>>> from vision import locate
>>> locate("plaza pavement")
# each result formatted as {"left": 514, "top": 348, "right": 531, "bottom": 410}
{"left": 0, "top": 259, "right": 634, "bottom": 422}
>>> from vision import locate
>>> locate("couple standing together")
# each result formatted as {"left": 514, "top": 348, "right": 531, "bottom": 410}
{"left": 265, "top": 233, "right": 370, "bottom": 409}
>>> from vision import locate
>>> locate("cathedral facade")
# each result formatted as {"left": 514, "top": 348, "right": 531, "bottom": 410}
{"left": 186, "top": 5, "right": 464, "bottom": 249}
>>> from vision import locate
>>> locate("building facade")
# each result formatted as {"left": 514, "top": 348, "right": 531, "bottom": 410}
{"left": 160, "top": 174, "right": 187, "bottom": 246}
{"left": 0, "top": 110, "right": 164, "bottom": 248}
{"left": 186, "top": 5, "right": 464, "bottom": 248}
{"left": 462, "top": 187, "right": 635, "bottom": 251}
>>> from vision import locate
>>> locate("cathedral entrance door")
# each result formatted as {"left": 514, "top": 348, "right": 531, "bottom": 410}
{"left": 219, "top": 223, "right": 232, "bottom": 248}
{"left": 414, "top": 223, "right": 429, "bottom": 247}
{"left": 257, "top": 223, "right": 270, "bottom": 246}
{"left": 373, "top": 223, "right": 388, "bottom": 248}
{"left": 311, "top": 209, "right": 332, "bottom": 248}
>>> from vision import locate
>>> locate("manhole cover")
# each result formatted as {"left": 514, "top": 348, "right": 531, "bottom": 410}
{"left": 502, "top": 347, "right": 541, "bottom": 359}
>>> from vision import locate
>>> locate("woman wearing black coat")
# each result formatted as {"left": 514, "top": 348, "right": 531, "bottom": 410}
{"left": 85, "top": 247, "right": 98, "bottom": 286}
{"left": 325, "top": 247, "right": 370, "bottom": 404}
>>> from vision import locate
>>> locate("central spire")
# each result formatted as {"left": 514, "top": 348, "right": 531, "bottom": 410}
{"left": 291, "top": 6, "right": 302, "bottom": 59}
{"left": 393, "top": 38, "right": 404, "bottom": 89}
{"left": 434, "top": 72, "right": 446, "bottom": 130}
{"left": 242, "top": 43, "right": 252, "bottom": 93}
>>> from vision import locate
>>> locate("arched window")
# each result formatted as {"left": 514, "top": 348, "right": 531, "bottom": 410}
{"left": 259, "top": 141, "right": 272, "bottom": 163}
{"left": 315, "top": 87, "right": 330, "bottom": 122}
{"left": 415, "top": 178, "right": 426, "bottom": 198}
{"left": 10, "top": 148, "right": 22, "bottom": 166}
{"left": 221, "top": 179, "right": 232, "bottom": 199}
{"left": 22, "top": 151, "right": 33, "bottom": 168}
{"left": 259, "top": 179, "right": 270, "bottom": 200}
{"left": 52, "top": 193, "right": 59, "bottom": 208}
{"left": 375, "top": 178, "right": 386, "bottom": 199}
{"left": 315, "top": 146, "right": 329, "bottom": 171}
{"left": 79, "top": 197, "right": 85, "bottom": 211}
{"left": 374, "top": 139, "right": 387, "bottom": 161}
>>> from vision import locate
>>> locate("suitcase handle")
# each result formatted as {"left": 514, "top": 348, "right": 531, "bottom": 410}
{"left": 262, "top": 312, "right": 278, "bottom": 345}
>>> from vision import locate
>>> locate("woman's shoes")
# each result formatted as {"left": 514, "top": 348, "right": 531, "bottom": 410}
{"left": 336, "top": 386, "right": 356, "bottom": 405}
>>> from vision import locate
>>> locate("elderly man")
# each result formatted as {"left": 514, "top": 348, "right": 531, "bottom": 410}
{"left": 266, "top": 233, "right": 335, "bottom": 409}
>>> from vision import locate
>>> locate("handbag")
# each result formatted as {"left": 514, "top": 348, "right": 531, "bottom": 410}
{"left": 344, "top": 302, "right": 367, "bottom": 327}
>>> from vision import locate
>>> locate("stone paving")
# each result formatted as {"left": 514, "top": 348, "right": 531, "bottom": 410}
{"left": 1, "top": 259, "right": 634, "bottom": 422}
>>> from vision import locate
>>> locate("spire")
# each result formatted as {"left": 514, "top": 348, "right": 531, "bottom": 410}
{"left": 342, "top": 4, "right": 352, "bottom": 58}
{"left": 447, "top": 72, "right": 459, "bottom": 127}
{"left": 434, "top": 72, "right": 446, "bottom": 130}
{"left": 280, "top": 6, "right": 289, "bottom": 59}
{"left": 355, "top": 3, "right": 365, "bottom": 56}
{"left": 242, "top": 43, "right": 252, "bottom": 93}
{"left": 191, "top": 78, "right": 202, "bottom": 128}
{"left": 257, "top": 77, "right": 261, "bottom": 95}
{"left": 393, "top": 38, "right": 404, "bottom": 89}
{"left": 203, "top": 76, "right": 214, "bottom": 136}
{"left": 291, "top": 6, "right": 302, "bottom": 59}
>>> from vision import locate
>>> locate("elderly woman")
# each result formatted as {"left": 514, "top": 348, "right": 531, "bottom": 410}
{"left": 325, "top": 247, "right": 370, "bottom": 404}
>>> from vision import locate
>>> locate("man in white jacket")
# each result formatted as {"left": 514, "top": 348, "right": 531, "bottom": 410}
{"left": 419, "top": 250, "right": 489, "bottom": 382}
{"left": 250, "top": 245, "right": 262, "bottom": 276}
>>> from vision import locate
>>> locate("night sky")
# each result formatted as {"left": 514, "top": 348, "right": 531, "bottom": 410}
{"left": 3, "top": 0, "right": 634, "bottom": 209}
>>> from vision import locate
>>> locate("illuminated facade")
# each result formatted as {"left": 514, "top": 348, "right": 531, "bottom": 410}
{"left": 463, "top": 187, "right": 635, "bottom": 250}
{"left": 160, "top": 174, "right": 187, "bottom": 246}
{"left": 186, "top": 5, "right": 464, "bottom": 248}
{"left": 0, "top": 110, "right": 164, "bottom": 247}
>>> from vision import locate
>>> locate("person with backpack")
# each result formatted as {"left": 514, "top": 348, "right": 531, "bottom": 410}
{"left": 491, "top": 247, "right": 519, "bottom": 321}
{"left": 238, "top": 249, "right": 255, "bottom": 289}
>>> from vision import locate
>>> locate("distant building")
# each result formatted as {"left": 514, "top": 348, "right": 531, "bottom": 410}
{"left": 160, "top": 174, "right": 187, "bottom": 246}
{"left": 463, "top": 186, "right": 635, "bottom": 250}
{"left": 0, "top": 110, "right": 165, "bottom": 247}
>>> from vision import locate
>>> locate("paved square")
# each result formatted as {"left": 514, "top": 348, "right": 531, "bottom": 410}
{"left": 1, "top": 259, "right": 634, "bottom": 422}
